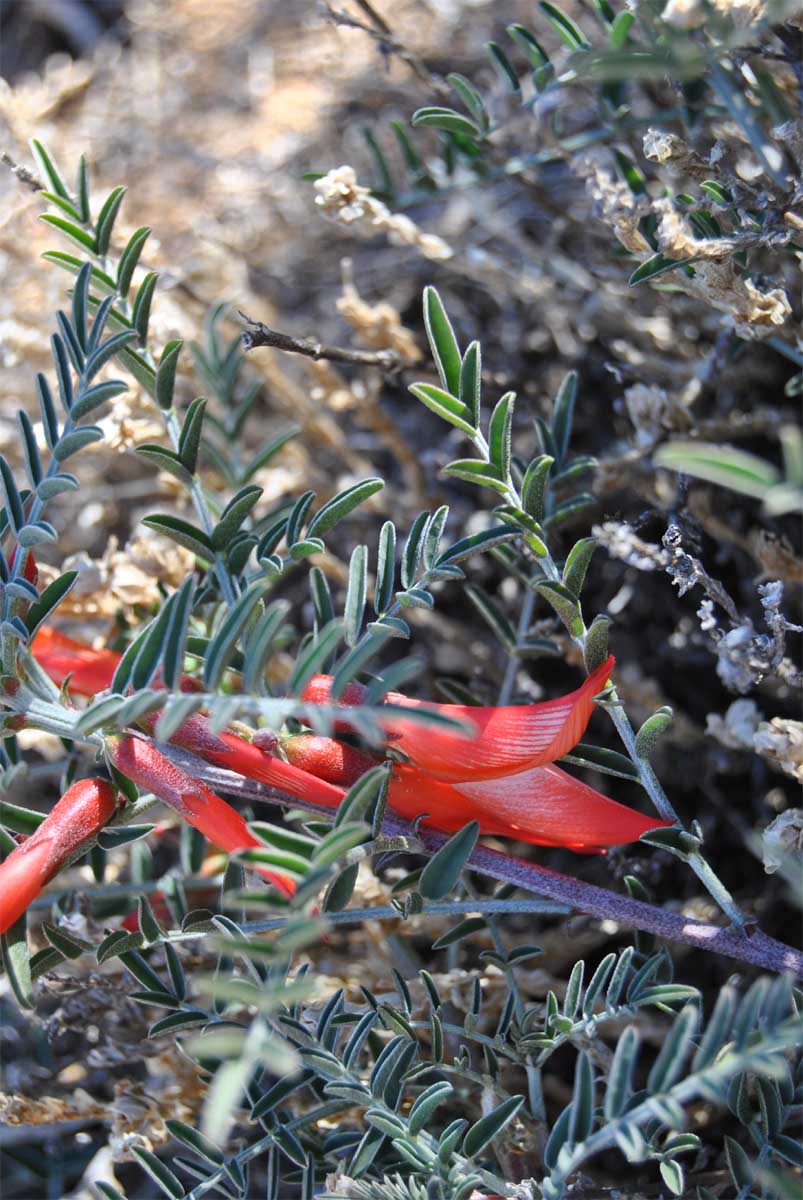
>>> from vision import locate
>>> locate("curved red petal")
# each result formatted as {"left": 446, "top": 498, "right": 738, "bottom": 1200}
{"left": 109, "top": 735, "right": 296, "bottom": 898}
{"left": 452, "top": 763, "right": 671, "bottom": 850}
{"left": 303, "top": 657, "right": 615, "bottom": 780}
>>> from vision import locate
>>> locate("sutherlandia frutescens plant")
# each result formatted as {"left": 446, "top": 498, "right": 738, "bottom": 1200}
{"left": 0, "top": 143, "right": 800, "bottom": 1200}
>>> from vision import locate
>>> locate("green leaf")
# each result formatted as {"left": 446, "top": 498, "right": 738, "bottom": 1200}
{"left": 143, "top": 514, "right": 214, "bottom": 563}
{"left": 635, "top": 707, "right": 673, "bottom": 758}
{"left": 628, "top": 252, "right": 687, "bottom": 287}
{"left": 568, "top": 1052, "right": 594, "bottom": 1144}
{"left": 84, "top": 329, "right": 138, "bottom": 381}
{"left": 95, "top": 186, "right": 127, "bottom": 257}
{"left": 409, "top": 1081, "right": 454, "bottom": 1136}
{"left": 42, "top": 251, "right": 117, "bottom": 295}
{"left": 436, "top": 525, "right": 515, "bottom": 566}
{"left": 116, "top": 225, "right": 151, "bottom": 298}
{"left": 131, "top": 1146, "right": 184, "bottom": 1199}
{"left": 71, "top": 379, "right": 128, "bottom": 423}
{"left": 443, "top": 458, "right": 508, "bottom": 494}
{"left": 419, "top": 822, "right": 480, "bottom": 900}
{"left": 1, "top": 919, "right": 34, "bottom": 1009}
{"left": 308, "top": 478, "right": 384, "bottom": 538}
{"left": 609, "top": 10, "right": 633, "bottom": 48}
{"left": 562, "top": 537, "right": 596, "bottom": 598}
{"left": 535, "top": 579, "right": 584, "bottom": 639}
{"left": 401, "top": 510, "right": 429, "bottom": 590}
{"left": 507, "top": 23, "right": 551, "bottom": 68}
{"left": 335, "top": 763, "right": 390, "bottom": 828}
{"left": 605, "top": 1025, "right": 639, "bottom": 1119}
{"left": 660, "top": 1159, "right": 684, "bottom": 1196}
{"left": 446, "top": 73, "right": 489, "bottom": 131}
{"left": 488, "top": 391, "right": 515, "bottom": 479}
{"left": 412, "top": 107, "right": 481, "bottom": 138}
{"left": 654, "top": 441, "right": 779, "bottom": 499}
{"left": 583, "top": 613, "right": 611, "bottom": 674}
{"left": 204, "top": 579, "right": 266, "bottom": 689}
{"left": 422, "top": 505, "right": 450, "bottom": 572}
{"left": 344, "top": 544, "right": 368, "bottom": 647}
{"left": 648, "top": 1004, "right": 697, "bottom": 1092}
{"left": 374, "top": 520, "right": 396, "bottom": 614}
{"left": 463, "top": 1094, "right": 524, "bottom": 1157}
{"left": 31, "top": 138, "right": 70, "bottom": 199}
{"left": 459, "top": 341, "right": 481, "bottom": 428}
{"left": 241, "top": 425, "right": 300, "bottom": 482}
{"left": 551, "top": 370, "right": 578, "bottom": 462}
{"left": 154, "top": 339, "right": 183, "bottom": 411}
{"left": 465, "top": 584, "right": 517, "bottom": 650}
{"left": 132, "top": 271, "right": 159, "bottom": 345}
{"left": 23, "top": 570, "right": 78, "bottom": 634}
{"left": 136, "top": 444, "right": 192, "bottom": 484}
{"left": 562, "top": 742, "right": 638, "bottom": 782}
{"left": 162, "top": 576, "right": 196, "bottom": 690}
{"left": 521, "top": 454, "right": 553, "bottom": 522}
{"left": 422, "top": 287, "right": 461, "bottom": 396}
{"left": 409, "top": 383, "right": 476, "bottom": 435}
{"left": 40, "top": 213, "right": 96, "bottom": 254}
{"left": 487, "top": 41, "right": 521, "bottom": 91}
{"left": 285, "top": 490, "right": 316, "bottom": 547}
{"left": 211, "top": 484, "right": 262, "bottom": 550}
{"left": 177, "top": 396, "right": 207, "bottom": 475}
{"left": 52, "top": 426, "right": 104, "bottom": 462}
{"left": 539, "top": 0, "right": 589, "bottom": 47}
{"left": 243, "top": 598, "right": 291, "bottom": 693}
{"left": 289, "top": 619, "right": 344, "bottom": 695}
{"left": 165, "top": 1119, "right": 224, "bottom": 1167}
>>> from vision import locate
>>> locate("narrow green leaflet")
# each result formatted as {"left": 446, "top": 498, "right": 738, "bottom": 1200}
{"left": 654, "top": 441, "right": 779, "bottom": 499}
{"left": 422, "top": 287, "right": 462, "bottom": 396}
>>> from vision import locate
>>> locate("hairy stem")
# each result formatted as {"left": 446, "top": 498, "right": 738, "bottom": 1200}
{"left": 155, "top": 743, "right": 803, "bottom": 977}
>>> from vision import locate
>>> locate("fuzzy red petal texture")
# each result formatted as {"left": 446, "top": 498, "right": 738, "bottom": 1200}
{"left": 108, "top": 734, "right": 296, "bottom": 897}
{"left": 32, "top": 627, "right": 122, "bottom": 695}
{"left": 0, "top": 838, "right": 55, "bottom": 933}
{"left": 0, "top": 778, "right": 118, "bottom": 933}
{"left": 301, "top": 656, "right": 615, "bottom": 781}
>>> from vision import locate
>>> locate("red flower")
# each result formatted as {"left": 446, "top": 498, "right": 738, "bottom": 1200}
{"left": 107, "top": 734, "right": 295, "bottom": 898}
{"left": 31, "top": 627, "right": 203, "bottom": 696}
{"left": 31, "top": 627, "right": 122, "bottom": 696}
{"left": 0, "top": 778, "right": 118, "bottom": 933}
{"left": 281, "top": 734, "right": 669, "bottom": 853}
{"left": 301, "top": 655, "right": 616, "bottom": 781}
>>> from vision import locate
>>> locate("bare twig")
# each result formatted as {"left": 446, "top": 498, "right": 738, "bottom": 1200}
{"left": 1, "top": 152, "right": 44, "bottom": 192}
{"left": 323, "top": 1, "right": 449, "bottom": 96}
{"left": 239, "top": 311, "right": 409, "bottom": 370}
{"left": 155, "top": 742, "right": 803, "bottom": 977}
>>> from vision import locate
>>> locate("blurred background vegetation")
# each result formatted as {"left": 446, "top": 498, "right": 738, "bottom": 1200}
{"left": 0, "top": 1, "right": 800, "bottom": 1197}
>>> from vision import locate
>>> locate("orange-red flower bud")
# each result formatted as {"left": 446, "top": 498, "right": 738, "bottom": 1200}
{"left": 0, "top": 778, "right": 118, "bottom": 933}
{"left": 107, "top": 734, "right": 295, "bottom": 897}
{"left": 302, "top": 656, "right": 616, "bottom": 781}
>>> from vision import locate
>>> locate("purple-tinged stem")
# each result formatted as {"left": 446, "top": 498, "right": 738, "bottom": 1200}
{"left": 154, "top": 741, "right": 803, "bottom": 977}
